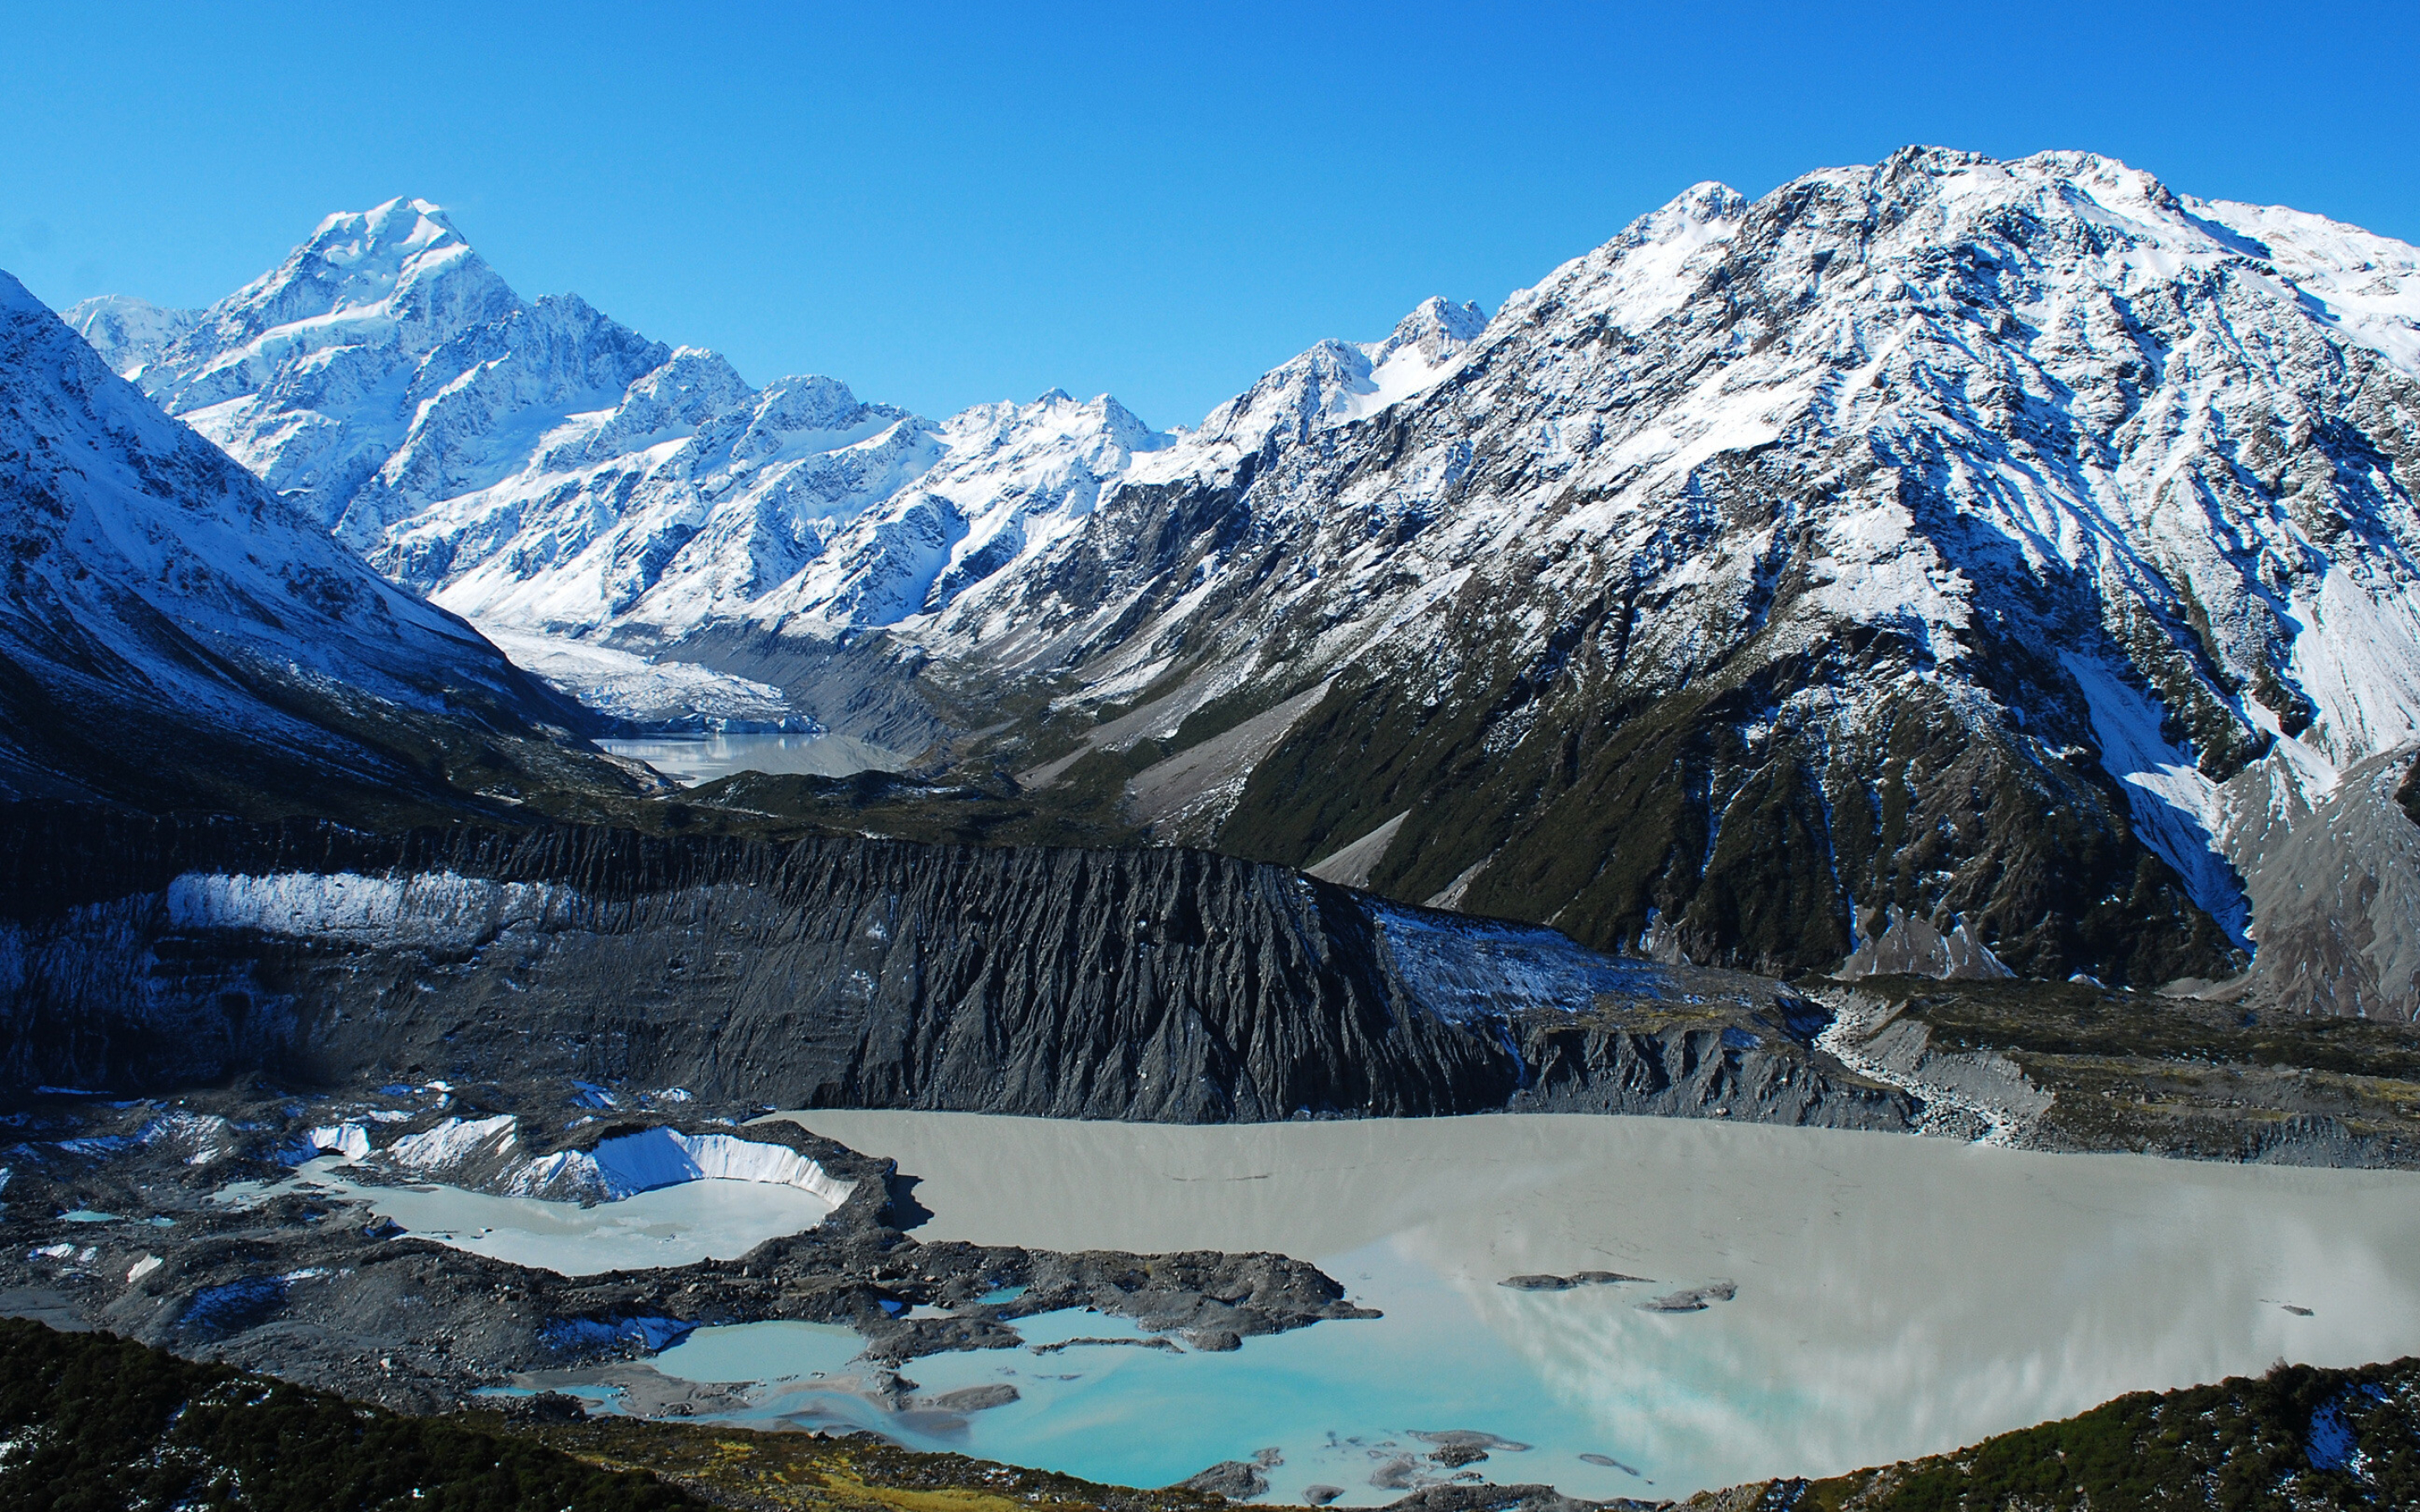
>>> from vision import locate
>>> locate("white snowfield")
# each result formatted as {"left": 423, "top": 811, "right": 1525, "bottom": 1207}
{"left": 166, "top": 871, "right": 577, "bottom": 953}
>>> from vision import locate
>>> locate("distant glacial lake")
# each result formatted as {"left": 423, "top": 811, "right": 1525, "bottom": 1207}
{"left": 597, "top": 732, "right": 908, "bottom": 785}
{"left": 644, "top": 1112, "right": 2420, "bottom": 1502}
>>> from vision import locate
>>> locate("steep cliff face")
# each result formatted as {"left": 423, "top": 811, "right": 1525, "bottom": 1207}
{"left": 0, "top": 810, "right": 1909, "bottom": 1131}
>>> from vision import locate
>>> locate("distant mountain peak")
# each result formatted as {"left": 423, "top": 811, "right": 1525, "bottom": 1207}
{"left": 55, "top": 292, "right": 199, "bottom": 379}
{"left": 1375, "top": 296, "right": 1489, "bottom": 367}
{"left": 309, "top": 196, "right": 463, "bottom": 252}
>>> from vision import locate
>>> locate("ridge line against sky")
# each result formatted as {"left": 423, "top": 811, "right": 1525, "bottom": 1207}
{"left": 2, "top": 0, "right": 2413, "bottom": 428}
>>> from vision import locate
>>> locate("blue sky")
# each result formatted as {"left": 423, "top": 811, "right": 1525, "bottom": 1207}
{"left": 3, "top": 1, "right": 2412, "bottom": 427}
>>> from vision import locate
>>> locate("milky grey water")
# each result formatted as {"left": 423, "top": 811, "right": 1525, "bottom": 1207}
{"left": 597, "top": 732, "right": 907, "bottom": 785}
{"left": 215, "top": 1158, "right": 839, "bottom": 1274}
{"left": 639, "top": 1111, "right": 2420, "bottom": 1501}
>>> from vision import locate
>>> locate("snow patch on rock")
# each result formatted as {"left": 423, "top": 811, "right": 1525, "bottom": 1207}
{"left": 387, "top": 1114, "right": 520, "bottom": 1172}
{"left": 166, "top": 871, "right": 576, "bottom": 953}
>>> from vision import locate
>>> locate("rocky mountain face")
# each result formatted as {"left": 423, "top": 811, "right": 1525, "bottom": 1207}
{"left": 861, "top": 149, "right": 2420, "bottom": 991}
{"left": 0, "top": 270, "right": 642, "bottom": 818}
{"left": 0, "top": 808, "right": 1907, "bottom": 1131}
{"left": 2220, "top": 743, "right": 2420, "bottom": 1017}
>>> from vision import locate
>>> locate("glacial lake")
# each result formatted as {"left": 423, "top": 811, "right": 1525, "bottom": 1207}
{"left": 218, "top": 1158, "right": 840, "bottom": 1275}
{"left": 637, "top": 1111, "right": 2420, "bottom": 1502}
{"left": 597, "top": 732, "right": 907, "bottom": 785}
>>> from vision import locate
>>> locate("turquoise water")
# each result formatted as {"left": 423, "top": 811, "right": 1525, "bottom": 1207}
{"left": 631, "top": 1110, "right": 2420, "bottom": 1500}
{"left": 654, "top": 1320, "right": 866, "bottom": 1383}
{"left": 650, "top": 1247, "right": 1713, "bottom": 1500}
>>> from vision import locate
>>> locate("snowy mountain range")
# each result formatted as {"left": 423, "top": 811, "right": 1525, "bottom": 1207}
{"left": 52, "top": 148, "right": 2420, "bottom": 999}
{"left": 893, "top": 147, "right": 2420, "bottom": 993}
{"left": 66, "top": 202, "right": 1171, "bottom": 673}
{"left": 0, "top": 269, "right": 642, "bottom": 817}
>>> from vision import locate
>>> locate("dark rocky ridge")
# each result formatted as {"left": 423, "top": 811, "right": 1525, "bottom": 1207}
{"left": 0, "top": 806, "right": 1912, "bottom": 1132}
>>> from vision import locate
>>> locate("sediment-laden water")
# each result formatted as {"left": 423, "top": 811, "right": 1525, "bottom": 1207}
{"left": 596, "top": 732, "right": 903, "bottom": 785}
{"left": 639, "top": 1111, "right": 2420, "bottom": 1500}
{"left": 216, "top": 1158, "right": 842, "bottom": 1275}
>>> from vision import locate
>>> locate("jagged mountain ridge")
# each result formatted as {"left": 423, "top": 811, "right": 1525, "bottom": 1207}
{"left": 69, "top": 200, "right": 1180, "bottom": 680}
{"left": 876, "top": 148, "right": 2420, "bottom": 989}
{"left": 0, "top": 270, "right": 637, "bottom": 816}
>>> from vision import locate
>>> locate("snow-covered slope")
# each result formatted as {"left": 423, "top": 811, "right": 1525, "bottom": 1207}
{"left": 739, "top": 388, "right": 1165, "bottom": 639}
{"left": 0, "top": 268, "right": 615, "bottom": 812}
{"left": 881, "top": 148, "right": 2420, "bottom": 989}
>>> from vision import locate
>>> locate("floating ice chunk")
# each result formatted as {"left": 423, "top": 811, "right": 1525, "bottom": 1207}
{"left": 511, "top": 1128, "right": 854, "bottom": 1209}
{"left": 307, "top": 1123, "right": 372, "bottom": 1161}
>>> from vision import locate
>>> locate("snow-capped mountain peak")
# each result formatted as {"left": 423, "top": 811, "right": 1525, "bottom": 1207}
{"left": 99, "top": 201, "right": 1194, "bottom": 676}
{"left": 56, "top": 293, "right": 198, "bottom": 377}
{"left": 1374, "top": 294, "right": 1489, "bottom": 366}
{"left": 178, "top": 196, "right": 511, "bottom": 378}
{"left": 76, "top": 200, "right": 1503, "bottom": 711}
{"left": 1120, "top": 293, "right": 1491, "bottom": 490}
